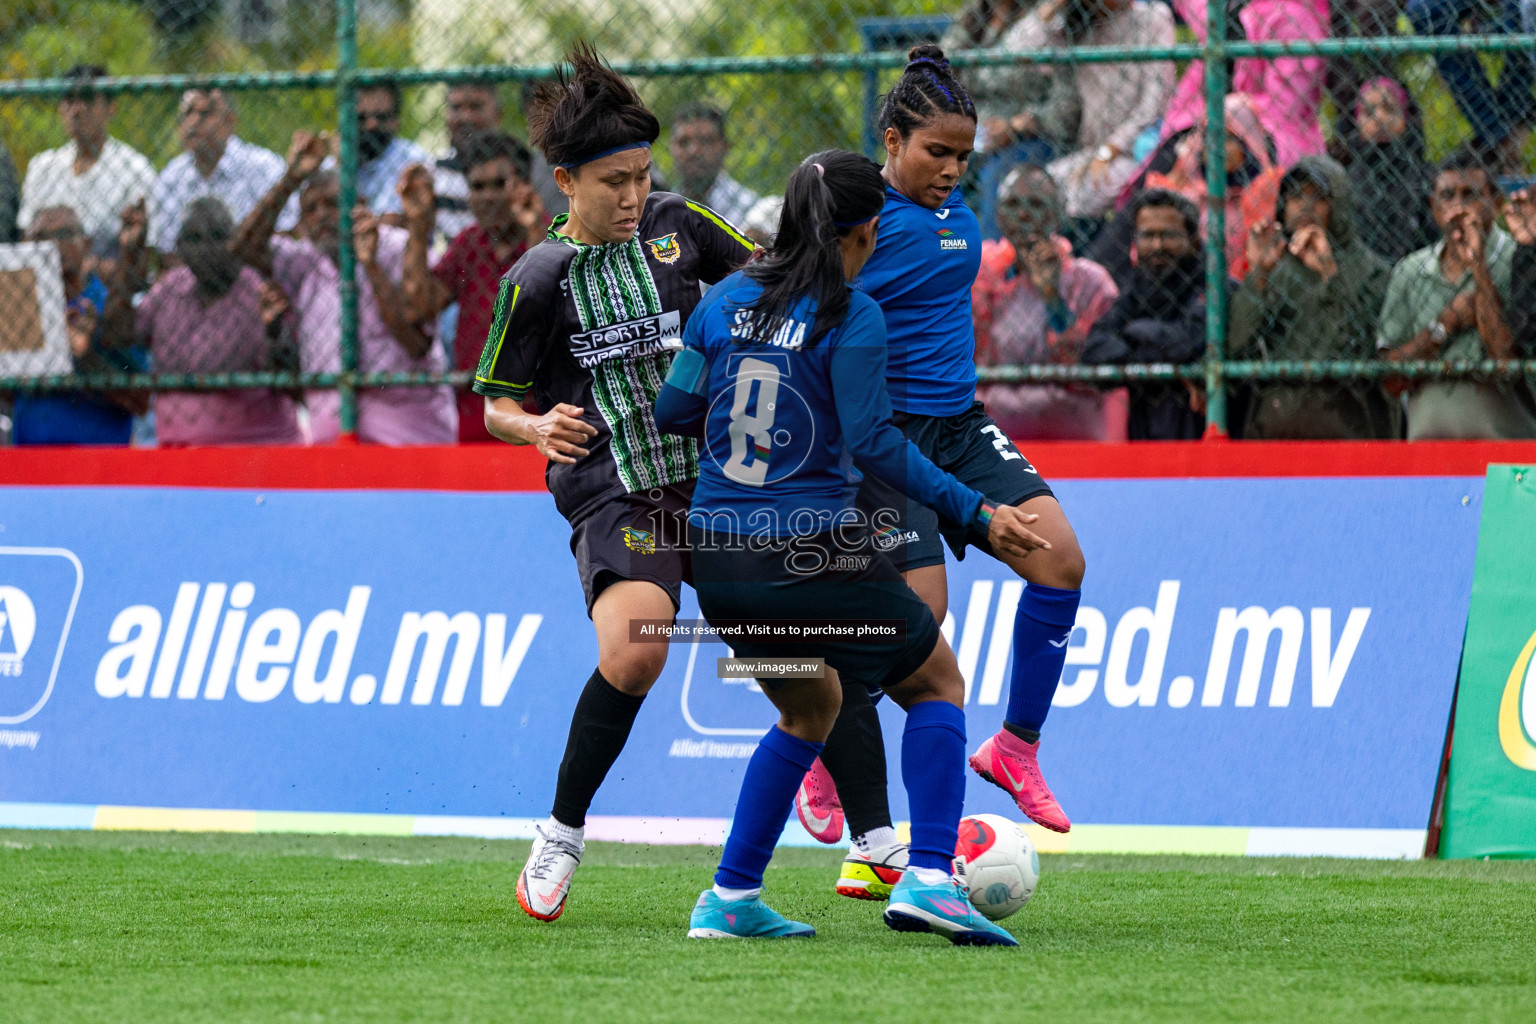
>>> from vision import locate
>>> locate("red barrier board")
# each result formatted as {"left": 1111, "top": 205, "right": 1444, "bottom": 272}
{"left": 1, "top": 440, "right": 1534, "bottom": 491}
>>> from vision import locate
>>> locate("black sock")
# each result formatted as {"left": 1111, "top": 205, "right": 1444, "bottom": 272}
{"left": 551, "top": 668, "right": 646, "bottom": 828}
{"left": 818, "top": 681, "right": 893, "bottom": 837}
{"left": 1003, "top": 721, "right": 1041, "bottom": 745}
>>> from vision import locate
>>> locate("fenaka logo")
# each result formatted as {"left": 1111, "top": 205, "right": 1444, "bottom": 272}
{"left": 1498, "top": 626, "right": 1536, "bottom": 771}
{"left": 937, "top": 227, "right": 968, "bottom": 252}
{"left": 621, "top": 527, "right": 656, "bottom": 555}
{"left": 646, "top": 232, "right": 682, "bottom": 264}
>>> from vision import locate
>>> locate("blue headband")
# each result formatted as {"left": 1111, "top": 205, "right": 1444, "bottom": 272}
{"left": 834, "top": 213, "right": 877, "bottom": 229}
{"left": 556, "top": 140, "right": 651, "bottom": 170}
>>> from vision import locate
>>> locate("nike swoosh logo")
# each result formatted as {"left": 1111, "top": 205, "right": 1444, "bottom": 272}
{"left": 999, "top": 759, "right": 1029, "bottom": 793}
{"left": 532, "top": 867, "right": 575, "bottom": 903}
{"left": 935, "top": 209, "right": 951, "bottom": 219}
{"left": 799, "top": 791, "right": 833, "bottom": 832}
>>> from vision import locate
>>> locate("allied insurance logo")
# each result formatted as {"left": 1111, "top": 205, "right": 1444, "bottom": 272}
{"left": 1499, "top": 626, "right": 1536, "bottom": 771}
{"left": 0, "top": 548, "right": 83, "bottom": 725}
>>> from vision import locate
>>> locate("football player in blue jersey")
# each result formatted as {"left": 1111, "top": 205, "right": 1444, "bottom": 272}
{"left": 655, "top": 149, "right": 1045, "bottom": 945}
{"left": 795, "top": 45, "right": 1092, "bottom": 901}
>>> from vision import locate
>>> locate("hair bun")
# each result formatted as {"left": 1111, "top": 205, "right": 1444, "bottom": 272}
{"left": 905, "top": 43, "right": 950, "bottom": 74}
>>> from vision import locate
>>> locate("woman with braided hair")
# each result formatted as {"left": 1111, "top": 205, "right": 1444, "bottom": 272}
{"left": 793, "top": 45, "right": 1091, "bottom": 904}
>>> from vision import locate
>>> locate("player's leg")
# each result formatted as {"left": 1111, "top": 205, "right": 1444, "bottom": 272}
{"left": 943, "top": 407, "right": 1085, "bottom": 832}
{"left": 878, "top": 637, "right": 1017, "bottom": 947}
{"left": 519, "top": 578, "right": 676, "bottom": 922}
{"left": 689, "top": 673, "right": 839, "bottom": 939}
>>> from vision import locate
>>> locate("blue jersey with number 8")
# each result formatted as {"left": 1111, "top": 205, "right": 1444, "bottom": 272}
{"left": 658, "top": 271, "right": 985, "bottom": 538}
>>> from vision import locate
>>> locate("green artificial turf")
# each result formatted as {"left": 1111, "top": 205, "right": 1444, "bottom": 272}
{"left": 3, "top": 829, "right": 1535, "bottom": 1023}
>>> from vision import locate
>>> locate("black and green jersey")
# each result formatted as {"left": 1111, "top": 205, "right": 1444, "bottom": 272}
{"left": 474, "top": 192, "right": 754, "bottom": 524}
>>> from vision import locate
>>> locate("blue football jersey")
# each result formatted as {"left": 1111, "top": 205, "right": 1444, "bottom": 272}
{"left": 662, "top": 271, "right": 984, "bottom": 538}
{"left": 854, "top": 184, "right": 983, "bottom": 417}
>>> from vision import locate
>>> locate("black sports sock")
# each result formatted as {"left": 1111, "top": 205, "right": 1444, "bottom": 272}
{"left": 818, "top": 681, "right": 894, "bottom": 837}
{"left": 551, "top": 668, "right": 646, "bottom": 828}
{"left": 1003, "top": 722, "right": 1041, "bottom": 745}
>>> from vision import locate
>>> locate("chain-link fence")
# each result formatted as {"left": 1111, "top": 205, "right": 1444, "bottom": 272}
{"left": 0, "top": 0, "right": 1533, "bottom": 444}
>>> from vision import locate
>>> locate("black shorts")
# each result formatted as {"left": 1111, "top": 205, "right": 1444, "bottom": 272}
{"left": 570, "top": 482, "right": 694, "bottom": 616}
{"left": 857, "top": 400, "right": 1054, "bottom": 572}
{"left": 690, "top": 527, "right": 941, "bottom": 693}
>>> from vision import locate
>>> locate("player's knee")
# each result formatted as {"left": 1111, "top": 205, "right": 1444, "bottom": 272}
{"left": 600, "top": 646, "right": 668, "bottom": 695}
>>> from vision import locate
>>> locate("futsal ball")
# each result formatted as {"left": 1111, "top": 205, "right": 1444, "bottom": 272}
{"left": 953, "top": 813, "right": 1040, "bottom": 921}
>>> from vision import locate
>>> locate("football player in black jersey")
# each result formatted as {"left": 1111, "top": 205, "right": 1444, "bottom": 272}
{"left": 472, "top": 44, "right": 755, "bottom": 922}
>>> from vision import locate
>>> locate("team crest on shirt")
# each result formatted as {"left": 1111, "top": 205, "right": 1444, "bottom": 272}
{"left": 620, "top": 527, "right": 656, "bottom": 554}
{"left": 936, "top": 227, "right": 968, "bottom": 251}
{"left": 645, "top": 233, "right": 682, "bottom": 264}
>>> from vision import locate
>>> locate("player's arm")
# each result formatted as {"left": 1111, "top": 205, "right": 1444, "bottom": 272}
{"left": 682, "top": 196, "right": 757, "bottom": 285}
{"left": 654, "top": 316, "right": 710, "bottom": 438}
{"left": 474, "top": 270, "right": 597, "bottom": 462}
{"left": 829, "top": 300, "right": 1048, "bottom": 559}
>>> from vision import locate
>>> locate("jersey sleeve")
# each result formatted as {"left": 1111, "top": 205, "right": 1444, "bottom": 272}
{"left": 828, "top": 294, "right": 986, "bottom": 528}
{"left": 472, "top": 262, "right": 556, "bottom": 401}
{"left": 681, "top": 197, "right": 756, "bottom": 285}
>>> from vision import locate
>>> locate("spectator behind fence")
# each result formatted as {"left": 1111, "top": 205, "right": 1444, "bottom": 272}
{"left": 1015, "top": 0, "right": 1175, "bottom": 221}
{"left": 1230, "top": 155, "right": 1397, "bottom": 439}
{"left": 1408, "top": 0, "right": 1533, "bottom": 166}
{"left": 11, "top": 206, "right": 147, "bottom": 444}
{"left": 398, "top": 133, "right": 547, "bottom": 443}
{"left": 972, "top": 165, "right": 1123, "bottom": 439}
{"left": 1147, "top": 94, "right": 1283, "bottom": 279}
{"left": 963, "top": 0, "right": 1080, "bottom": 239}
{"left": 1, "top": 142, "right": 18, "bottom": 243}
{"left": 1161, "top": 0, "right": 1327, "bottom": 170}
{"left": 104, "top": 197, "right": 302, "bottom": 446}
{"left": 150, "top": 89, "right": 293, "bottom": 255}
{"left": 517, "top": 80, "right": 569, "bottom": 217}
{"left": 433, "top": 80, "right": 504, "bottom": 243}
{"left": 18, "top": 65, "right": 156, "bottom": 257}
{"left": 669, "top": 103, "right": 760, "bottom": 227}
{"left": 1082, "top": 188, "right": 1214, "bottom": 439}
{"left": 1348, "top": 77, "right": 1437, "bottom": 264}
{"left": 234, "top": 132, "right": 457, "bottom": 445}
{"left": 1507, "top": 189, "right": 1536, "bottom": 356}
{"left": 355, "top": 80, "right": 432, "bottom": 216}
{"left": 1377, "top": 149, "right": 1536, "bottom": 439}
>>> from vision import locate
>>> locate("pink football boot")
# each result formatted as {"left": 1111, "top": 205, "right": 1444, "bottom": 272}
{"left": 968, "top": 730, "right": 1071, "bottom": 833}
{"left": 794, "top": 757, "right": 845, "bottom": 843}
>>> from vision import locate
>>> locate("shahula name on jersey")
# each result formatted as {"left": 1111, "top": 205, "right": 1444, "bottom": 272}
{"left": 937, "top": 227, "right": 968, "bottom": 252}
{"left": 570, "top": 310, "right": 682, "bottom": 368}
{"left": 728, "top": 308, "right": 809, "bottom": 350}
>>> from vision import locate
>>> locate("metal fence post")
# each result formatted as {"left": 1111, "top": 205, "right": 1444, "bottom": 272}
{"left": 1202, "top": 0, "right": 1230, "bottom": 439}
{"left": 336, "top": 0, "right": 360, "bottom": 441}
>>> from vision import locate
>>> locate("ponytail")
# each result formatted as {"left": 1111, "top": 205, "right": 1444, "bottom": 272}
{"left": 739, "top": 150, "right": 885, "bottom": 349}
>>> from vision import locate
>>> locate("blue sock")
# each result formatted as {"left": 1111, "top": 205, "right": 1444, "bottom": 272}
{"left": 902, "top": 700, "right": 967, "bottom": 873}
{"left": 1004, "top": 583, "right": 1081, "bottom": 736}
{"left": 715, "top": 726, "right": 823, "bottom": 891}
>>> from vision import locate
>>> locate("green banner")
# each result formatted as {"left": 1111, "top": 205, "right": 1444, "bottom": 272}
{"left": 1442, "top": 465, "right": 1536, "bottom": 859}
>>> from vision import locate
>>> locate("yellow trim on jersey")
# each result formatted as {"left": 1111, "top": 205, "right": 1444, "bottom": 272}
{"left": 684, "top": 200, "right": 754, "bottom": 251}
{"left": 474, "top": 283, "right": 529, "bottom": 390}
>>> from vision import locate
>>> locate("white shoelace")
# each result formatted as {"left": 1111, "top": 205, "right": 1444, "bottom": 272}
{"left": 529, "top": 825, "right": 582, "bottom": 879}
